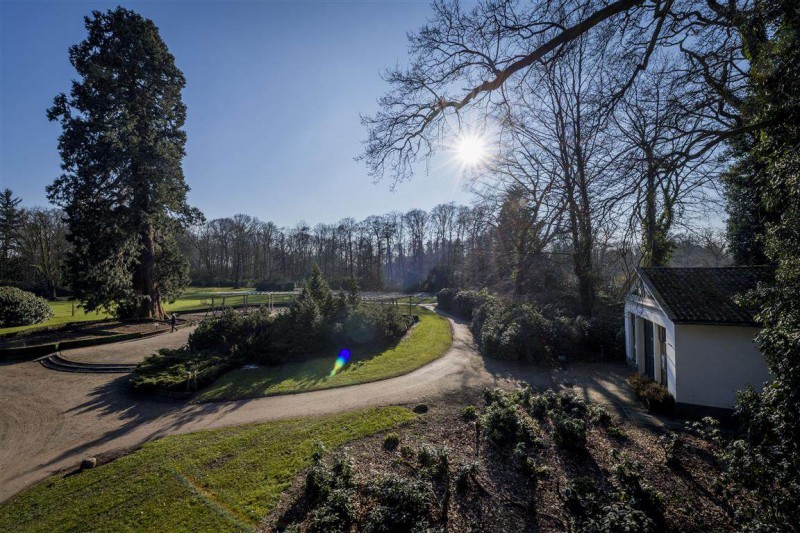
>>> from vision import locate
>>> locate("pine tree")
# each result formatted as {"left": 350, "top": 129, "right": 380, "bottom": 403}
{"left": 0, "top": 189, "right": 23, "bottom": 282}
{"left": 47, "top": 7, "right": 201, "bottom": 318}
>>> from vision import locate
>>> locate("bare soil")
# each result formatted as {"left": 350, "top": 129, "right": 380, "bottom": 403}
{"left": 265, "top": 394, "right": 733, "bottom": 532}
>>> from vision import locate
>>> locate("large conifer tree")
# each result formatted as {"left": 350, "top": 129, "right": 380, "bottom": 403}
{"left": 47, "top": 7, "right": 200, "bottom": 319}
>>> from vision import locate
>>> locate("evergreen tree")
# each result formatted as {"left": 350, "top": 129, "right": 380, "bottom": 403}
{"left": 0, "top": 189, "right": 23, "bottom": 282}
{"left": 718, "top": 2, "right": 800, "bottom": 529}
{"left": 47, "top": 8, "right": 201, "bottom": 318}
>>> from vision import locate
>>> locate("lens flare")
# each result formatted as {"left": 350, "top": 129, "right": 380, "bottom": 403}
{"left": 330, "top": 349, "right": 351, "bottom": 377}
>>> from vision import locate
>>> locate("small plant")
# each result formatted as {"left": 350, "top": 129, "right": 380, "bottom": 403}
{"left": 462, "top": 405, "right": 478, "bottom": 421}
{"left": 658, "top": 432, "right": 684, "bottom": 468}
{"left": 399, "top": 444, "right": 415, "bottom": 460}
{"left": 365, "top": 474, "right": 431, "bottom": 533}
{"left": 612, "top": 457, "right": 664, "bottom": 522}
{"left": 535, "top": 465, "right": 552, "bottom": 479}
{"left": 418, "top": 445, "right": 436, "bottom": 468}
{"left": 455, "top": 461, "right": 479, "bottom": 493}
{"left": 552, "top": 414, "right": 587, "bottom": 451}
{"left": 607, "top": 425, "right": 628, "bottom": 439}
{"left": 383, "top": 432, "right": 400, "bottom": 451}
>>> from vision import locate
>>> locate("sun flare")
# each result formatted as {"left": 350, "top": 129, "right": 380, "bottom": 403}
{"left": 456, "top": 133, "right": 487, "bottom": 166}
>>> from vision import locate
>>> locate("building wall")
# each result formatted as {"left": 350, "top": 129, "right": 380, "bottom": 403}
{"left": 624, "top": 297, "right": 677, "bottom": 398}
{"left": 674, "top": 324, "right": 770, "bottom": 409}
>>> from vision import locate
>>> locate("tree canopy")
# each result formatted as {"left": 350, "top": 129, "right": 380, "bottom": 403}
{"left": 47, "top": 7, "right": 201, "bottom": 319}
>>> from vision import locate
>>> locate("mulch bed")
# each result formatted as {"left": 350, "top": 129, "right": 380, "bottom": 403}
{"left": 263, "top": 390, "right": 734, "bottom": 532}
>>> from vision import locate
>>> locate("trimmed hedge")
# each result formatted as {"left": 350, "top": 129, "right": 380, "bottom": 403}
{"left": 0, "top": 286, "right": 54, "bottom": 327}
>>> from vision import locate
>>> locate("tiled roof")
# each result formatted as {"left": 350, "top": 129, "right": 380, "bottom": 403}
{"left": 638, "top": 266, "right": 775, "bottom": 326}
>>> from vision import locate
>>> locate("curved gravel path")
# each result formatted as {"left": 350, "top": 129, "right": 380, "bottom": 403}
{"left": 0, "top": 311, "right": 508, "bottom": 502}
{"left": 0, "top": 309, "right": 635, "bottom": 503}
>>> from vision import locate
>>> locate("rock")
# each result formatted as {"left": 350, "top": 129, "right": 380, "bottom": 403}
{"left": 413, "top": 404, "right": 428, "bottom": 414}
{"left": 80, "top": 457, "right": 97, "bottom": 470}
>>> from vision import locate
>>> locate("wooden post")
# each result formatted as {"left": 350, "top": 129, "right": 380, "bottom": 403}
{"left": 72, "top": 301, "right": 75, "bottom": 316}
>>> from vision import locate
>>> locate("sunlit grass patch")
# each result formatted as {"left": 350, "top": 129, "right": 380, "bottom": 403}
{"left": 0, "top": 407, "right": 415, "bottom": 532}
{"left": 196, "top": 306, "right": 451, "bottom": 402}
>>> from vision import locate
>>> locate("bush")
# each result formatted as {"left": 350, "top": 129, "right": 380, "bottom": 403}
{"left": 383, "top": 432, "right": 400, "bottom": 451}
{"left": 552, "top": 414, "right": 588, "bottom": 451}
{"left": 129, "top": 347, "right": 236, "bottom": 393}
{"left": 365, "top": 475, "right": 431, "bottom": 533}
{"left": 481, "top": 389, "right": 538, "bottom": 447}
{"left": 627, "top": 374, "right": 675, "bottom": 414}
{"left": 462, "top": 405, "right": 478, "bottom": 421}
{"left": 478, "top": 302, "right": 555, "bottom": 364}
{"left": 0, "top": 286, "right": 54, "bottom": 327}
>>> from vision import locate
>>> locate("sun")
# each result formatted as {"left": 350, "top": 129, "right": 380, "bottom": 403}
{"left": 455, "top": 132, "right": 487, "bottom": 166}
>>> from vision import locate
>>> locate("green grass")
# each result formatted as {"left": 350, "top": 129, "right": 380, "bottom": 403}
{"left": 0, "top": 287, "right": 296, "bottom": 336}
{"left": 196, "top": 306, "right": 452, "bottom": 402}
{"left": 0, "top": 300, "right": 113, "bottom": 335}
{"left": 0, "top": 407, "right": 415, "bottom": 533}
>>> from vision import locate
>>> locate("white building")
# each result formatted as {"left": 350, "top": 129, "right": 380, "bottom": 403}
{"left": 624, "top": 266, "right": 773, "bottom": 411}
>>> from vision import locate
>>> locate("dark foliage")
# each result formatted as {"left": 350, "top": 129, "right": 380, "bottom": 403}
{"left": 628, "top": 374, "right": 675, "bottom": 415}
{"left": 46, "top": 7, "right": 201, "bottom": 319}
{"left": 439, "top": 288, "right": 623, "bottom": 363}
{"left": 131, "top": 267, "right": 413, "bottom": 392}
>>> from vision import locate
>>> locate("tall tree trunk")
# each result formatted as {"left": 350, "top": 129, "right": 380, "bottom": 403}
{"left": 134, "top": 222, "right": 163, "bottom": 319}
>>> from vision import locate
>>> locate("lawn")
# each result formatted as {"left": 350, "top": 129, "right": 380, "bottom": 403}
{"left": 0, "top": 407, "right": 415, "bottom": 533}
{"left": 0, "top": 287, "right": 297, "bottom": 336}
{"left": 196, "top": 306, "right": 452, "bottom": 402}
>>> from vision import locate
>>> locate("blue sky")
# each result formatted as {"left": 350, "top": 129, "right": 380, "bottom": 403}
{"left": 0, "top": 1, "right": 473, "bottom": 226}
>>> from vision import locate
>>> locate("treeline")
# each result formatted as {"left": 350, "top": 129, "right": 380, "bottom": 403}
{"left": 179, "top": 205, "right": 494, "bottom": 292}
{"left": 2, "top": 184, "right": 728, "bottom": 315}
{"left": 180, "top": 203, "right": 729, "bottom": 314}
{"left": 0, "top": 190, "right": 68, "bottom": 298}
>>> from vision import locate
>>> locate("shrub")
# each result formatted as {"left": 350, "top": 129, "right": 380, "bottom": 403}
{"left": 129, "top": 348, "right": 236, "bottom": 393}
{"left": 481, "top": 389, "right": 538, "bottom": 447}
{"left": 628, "top": 374, "right": 675, "bottom": 414}
{"left": 552, "top": 413, "right": 588, "bottom": 451}
{"left": 417, "top": 445, "right": 436, "bottom": 468}
{"left": 480, "top": 303, "right": 555, "bottom": 363}
{"left": 455, "top": 461, "right": 478, "bottom": 493}
{"left": 308, "top": 489, "right": 354, "bottom": 533}
{"left": 365, "top": 475, "right": 431, "bottom": 533}
{"left": 0, "top": 286, "right": 53, "bottom": 327}
{"left": 462, "top": 405, "right": 478, "bottom": 421}
{"left": 658, "top": 432, "right": 684, "bottom": 468}
{"left": 383, "top": 432, "right": 400, "bottom": 451}
{"left": 612, "top": 457, "right": 663, "bottom": 522}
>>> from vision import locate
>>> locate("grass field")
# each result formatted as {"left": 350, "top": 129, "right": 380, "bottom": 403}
{"left": 0, "top": 287, "right": 297, "bottom": 336}
{"left": 0, "top": 407, "right": 415, "bottom": 532}
{"left": 196, "top": 306, "right": 452, "bottom": 402}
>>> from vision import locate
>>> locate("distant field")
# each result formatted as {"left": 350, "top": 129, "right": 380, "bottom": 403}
{"left": 196, "top": 305, "right": 452, "bottom": 402}
{"left": 0, "top": 287, "right": 297, "bottom": 336}
{"left": 0, "top": 407, "right": 415, "bottom": 532}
